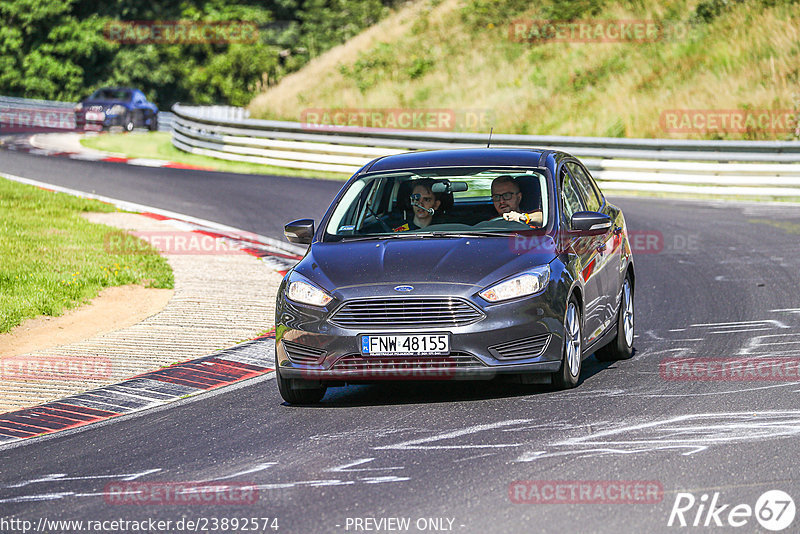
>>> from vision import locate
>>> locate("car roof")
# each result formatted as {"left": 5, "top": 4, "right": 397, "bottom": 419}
{"left": 364, "top": 148, "right": 564, "bottom": 173}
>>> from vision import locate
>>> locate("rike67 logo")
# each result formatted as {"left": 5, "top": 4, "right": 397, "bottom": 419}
{"left": 668, "top": 490, "right": 795, "bottom": 531}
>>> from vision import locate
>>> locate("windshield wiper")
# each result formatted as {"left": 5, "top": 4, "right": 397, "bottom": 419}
{"left": 337, "top": 233, "right": 419, "bottom": 242}
{"left": 336, "top": 231, "right": 525, "bottom": 242}
{"left": 427, "top": 231, "right": 519, "bottom": 238}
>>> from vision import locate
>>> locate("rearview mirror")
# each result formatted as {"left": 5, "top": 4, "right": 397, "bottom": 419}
{"left": 571, "top": 211, "right": 612, "bottom": 234}
{"left": 432, "top": 180, "right": 468, "bottom": 194}
{"left": 284, "top": 219, "right": 315, "bottom": 244}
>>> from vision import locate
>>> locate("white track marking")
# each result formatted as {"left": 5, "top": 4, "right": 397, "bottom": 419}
{"left": 3, "top": 469, "right": 161, "bottom": 489}
{"left": 375, "top": 419, "right": 533, "bottom": 451}
{"left": 516, "top": 411, "right": 800, "bottom": 462}
{"left": 0, "top": 171, "right": 305, "bottom": 256}
{"left": 326, "top": 458, "right": 404, "bottom": 472}
{"left": 205, "top": 462, "right": 277, "bottom": 481}
{"left": 690, "top": 320, "right": 789, "bottom": 329}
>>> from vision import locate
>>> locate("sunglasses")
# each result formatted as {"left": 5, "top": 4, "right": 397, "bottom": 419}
{"left": 491, "top": 192, "right": 518, "bottom": 202}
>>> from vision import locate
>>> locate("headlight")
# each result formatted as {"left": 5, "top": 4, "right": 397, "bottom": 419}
{"left": 287, "top": 280, "right": 333, "bottom": 307}
{"left": 108, "top": 104, "right": 126, "bottom": 115}
{"left": 479, "top": 265, "right": 550, "bottom": 303}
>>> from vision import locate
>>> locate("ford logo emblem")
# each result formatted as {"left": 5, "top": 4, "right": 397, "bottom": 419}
{"left": 394, "top": 285, "right": 414, "bottom": 292}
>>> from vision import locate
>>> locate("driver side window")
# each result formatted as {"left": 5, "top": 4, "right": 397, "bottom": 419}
{"left": 561, "top": 167, "right": 584, "bottom": 229}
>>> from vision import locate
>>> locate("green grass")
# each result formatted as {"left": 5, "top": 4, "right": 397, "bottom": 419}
{"left": 80, "top": 132, "right": 350, "bottom": 181}
{"left": 0, "top": 178, "right": 174, "bottom": 334}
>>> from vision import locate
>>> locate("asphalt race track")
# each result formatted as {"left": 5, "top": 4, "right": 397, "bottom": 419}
{"left": 2, "top": 148, "right": 800, "bottom": 533}
{"left": 0, "top": 148, "right": 343, "bottom": 238}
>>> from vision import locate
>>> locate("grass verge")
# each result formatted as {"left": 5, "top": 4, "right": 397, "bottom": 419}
{"left": 0, "top": 177, "right": 174, "bottom": 333}
{"left": 80, "top": 132, "right": 350, "bottom": 181}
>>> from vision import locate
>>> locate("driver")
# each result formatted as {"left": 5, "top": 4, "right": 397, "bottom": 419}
{"left": 393, "top": 180, "right": 441, "bottom": 231}
{"left": 491, "top": 175, "right": 542, "bottom": 227}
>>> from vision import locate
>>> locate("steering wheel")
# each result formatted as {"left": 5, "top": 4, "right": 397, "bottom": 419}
{"left": 364, "top": 204, "right": 392, "bottom": 233}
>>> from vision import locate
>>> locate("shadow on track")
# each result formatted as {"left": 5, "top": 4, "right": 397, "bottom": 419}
{"left": 279, "top": 354, "right": 620, "bottom": 407}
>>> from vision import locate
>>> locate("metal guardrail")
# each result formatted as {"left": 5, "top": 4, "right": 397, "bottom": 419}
{"left": 0, "top": 96, "right": 174, "bottom": 133}
{"left": 171, "top": 104, "right": 800, "bottom": 197}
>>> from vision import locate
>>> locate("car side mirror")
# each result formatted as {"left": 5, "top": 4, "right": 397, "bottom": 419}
{"left": 284, "top": 219, "right": 315, "bottom": 244}
{"left": 571, "top": 211, "right": 612, "bottom": 234}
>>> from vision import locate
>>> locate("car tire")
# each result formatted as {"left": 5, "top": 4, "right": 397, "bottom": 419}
{"left": 149, "top": 114, "right": 158, "bottom": 132}
{"left": 553, "top": 296, "right": 582, "bottom": 389}
{"left": 595, "top": 275, "right": 634, "bottom": 362}
{"left": 275, "top": 363, "right": 327, "bottom": 405}
{"left": 124, "top": 113, "right": 134, "bottom": 132}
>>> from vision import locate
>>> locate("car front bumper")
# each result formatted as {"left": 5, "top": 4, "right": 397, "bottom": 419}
{"left": 275, "top": 287, "right": 566, "bottom": 382}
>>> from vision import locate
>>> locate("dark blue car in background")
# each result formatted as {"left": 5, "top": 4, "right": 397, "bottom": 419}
{"left": 74, "top": 87, "right": 158, "bottom": 131}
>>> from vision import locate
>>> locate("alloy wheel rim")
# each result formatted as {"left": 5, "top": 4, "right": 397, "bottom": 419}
{"left": 622, "top": 280, "right": 634, "bottom": 347}
{"left": 565, "top": 303, "right": 581, "bottom": 377}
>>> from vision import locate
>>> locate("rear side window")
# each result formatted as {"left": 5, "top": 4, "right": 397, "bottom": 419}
{"left": 566, "top": 162, "right": 601, "bottom": 212}
{"left": 560, "top": 167, "right": 584, "bottom": 227}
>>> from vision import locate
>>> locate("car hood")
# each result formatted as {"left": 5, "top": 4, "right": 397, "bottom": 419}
{"left": 294, "top": 236, "right": 556, "bottom": 298}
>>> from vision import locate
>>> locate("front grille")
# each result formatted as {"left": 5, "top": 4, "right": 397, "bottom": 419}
{"left": 331, "top": 352, "right": 485, "bottom": 372}
{"left": 283, "top": 340, "right": 326, "bottom": 365}
{"left": 329, "top": 297, "right": 483, "bottom": 329}
{"left": 488, "top": 333, "right": 551, "bottom": 360}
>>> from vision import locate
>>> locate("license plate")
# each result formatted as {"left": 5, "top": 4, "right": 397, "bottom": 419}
{"left": 361, "top": 334, "right": 450, "bottom": 356}
{"left": 85, "top": 111, "right": 105, "bottom": 121}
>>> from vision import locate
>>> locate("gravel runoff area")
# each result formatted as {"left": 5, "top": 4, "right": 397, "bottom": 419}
{"left": 0, "top": 212, "right": 283, "bottom": 413}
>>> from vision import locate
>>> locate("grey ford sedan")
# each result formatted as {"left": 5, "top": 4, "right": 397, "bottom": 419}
{"left": 274, "top": 149, "right": 635, "bottom": 404}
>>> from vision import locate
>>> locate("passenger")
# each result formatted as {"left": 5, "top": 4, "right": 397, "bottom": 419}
{"left": 393, "top": 180, "right": 442, "bottom": 231}
{"left": 490, "top": 175, "right": 543, "bottom": 227}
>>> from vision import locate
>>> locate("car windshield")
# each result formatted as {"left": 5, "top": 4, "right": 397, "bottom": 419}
{"left": 89, "top": 89, "right": 131, "bottom": 101}
{"left": 324, "top": 167, "right": 550, "bottom": 241}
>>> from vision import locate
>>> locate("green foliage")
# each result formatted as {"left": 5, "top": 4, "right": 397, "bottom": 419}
{"left": 460, "top": 0, "right": 607, "bottom": 28}
{"left": 693, "top": 0, "right": 743, "bottom": 22}
{"left": 460, "top": 0, "right": 531, "bottom": 29}
{"left": 339, "top": 42, "right": 396, "bottom": 92}
{"left": 540, "top": 0, "right": 607, "bottom": 20}
{"left": 406, "top": 56, "right": 435, "bottom": 80}
{"left": 0, "top": 0, "right": 397, "bottom": 107}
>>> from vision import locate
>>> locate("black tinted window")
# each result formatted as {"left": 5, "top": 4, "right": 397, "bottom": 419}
{"left": 561, "top": 167, "right": 584, "bottom": 227}
{"left": 567, "top": 162, "right": 601, "bottom": 212}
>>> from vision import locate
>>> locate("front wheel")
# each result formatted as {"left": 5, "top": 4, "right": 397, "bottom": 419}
{"left": 148, "top": 114, "right": 158, "bottom": 131}
{"left": 123, "top": 113, "right": 134, "bottom": 132}
{"left": 553, "top": 297, "right": 582, "bottom": 389}
{"left": 595, "top": 276, "right": 634, "bottom": 361}
{"left": 275, "top": 364, "right": 327, "bottom": 405}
